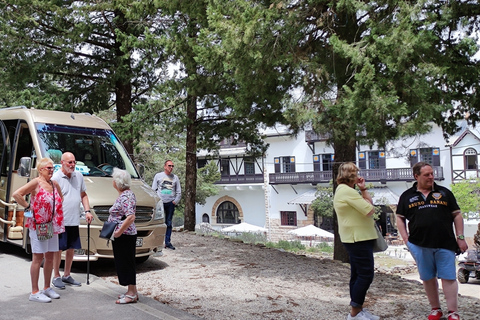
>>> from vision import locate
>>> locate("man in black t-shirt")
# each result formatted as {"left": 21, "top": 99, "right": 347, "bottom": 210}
{"left": 397, "top": 162, "right": 468, "bottom": 320}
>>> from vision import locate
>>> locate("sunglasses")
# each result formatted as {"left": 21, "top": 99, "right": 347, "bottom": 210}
{"left": 167, "top": 165, "right": 174, "bottom": 167}
{"left": 43, "top": 167, "right": 54, "bottom": 171}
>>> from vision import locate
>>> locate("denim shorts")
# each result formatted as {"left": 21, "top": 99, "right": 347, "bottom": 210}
{"left": 407, "top": 241, "right": 456, "bottom": 281}
{"left": 58, "top": 226, "right": 82, "bottom": 251}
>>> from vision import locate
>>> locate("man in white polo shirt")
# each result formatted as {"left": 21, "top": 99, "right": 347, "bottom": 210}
{"left": 51, "top": 152, "right": 93, "bottom": 289}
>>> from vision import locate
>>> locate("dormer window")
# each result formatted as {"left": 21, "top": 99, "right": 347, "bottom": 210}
{"left": 464, "top": 148, "right": 477, "bottom": 170}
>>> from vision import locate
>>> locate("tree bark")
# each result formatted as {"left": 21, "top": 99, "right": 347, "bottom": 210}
{"left": 332, "top": 134, "right": 357, "bottom": 263}
{"left": 113, "top": 10, "right": 134, "bottom": 156}
{"left": 183, "top": 95, "right": 197, "bottom": 231}
{"left": 116, "top": 79, "right": 133, "bottom": 155}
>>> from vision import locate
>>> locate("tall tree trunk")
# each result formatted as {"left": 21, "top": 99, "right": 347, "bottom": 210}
{"left": 184, "top": 95, "right": 197, "bottom": 231}
{"left": 116, "top": 80, "right": 133, "bottom": 155}
{"left": 332, "top": 134, "right": 357, "bottom": 263}
{"left": 113, "top": 10, "right": 134, "bottom": 156}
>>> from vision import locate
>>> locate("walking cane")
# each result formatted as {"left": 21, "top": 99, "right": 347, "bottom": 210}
{"left": 87, "top": 221, "right": 90, "bottom": 285}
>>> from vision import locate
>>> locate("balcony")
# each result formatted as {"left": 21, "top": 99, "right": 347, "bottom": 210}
{"left": 305, "top": 130, "right": 330, "bottom": 143}
{"left": 269, "top": 166, "right": 444, "bottom": 185}
{"left": 216, "top": 174, "right": 264, "bottom": 184}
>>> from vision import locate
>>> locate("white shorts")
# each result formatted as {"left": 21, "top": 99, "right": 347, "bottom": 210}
{"left": 29, "top": 229, "right": 59, "bottom": 254}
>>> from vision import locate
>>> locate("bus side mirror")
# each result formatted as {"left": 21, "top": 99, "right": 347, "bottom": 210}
{"left": 18, "top": 157, "right": 32, "bottom": 177}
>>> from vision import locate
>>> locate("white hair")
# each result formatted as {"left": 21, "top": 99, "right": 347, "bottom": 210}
{"left": 112, "top": 167, "right": 131, "bottom": 191}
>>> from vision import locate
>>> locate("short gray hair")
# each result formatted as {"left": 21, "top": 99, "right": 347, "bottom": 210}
{"left": 112, "top": 168, "right": 131, "bottom": 191}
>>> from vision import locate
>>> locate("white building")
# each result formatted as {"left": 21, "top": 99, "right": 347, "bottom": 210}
{"left": 195, "top": 120, "right": 479, "bottom": 243}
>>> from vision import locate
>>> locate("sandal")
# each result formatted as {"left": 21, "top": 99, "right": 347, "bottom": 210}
{"left": 118, "top": 293, "right": 139, "bottom": 301}
{"left": 116, "top": 294, "right": 138, "bottom": 304}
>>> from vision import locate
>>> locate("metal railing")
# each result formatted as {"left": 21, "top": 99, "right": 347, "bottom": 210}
{"left": 213, "top": 167, "right": 444, "bottom": 185}
{"left": 216, "top": 174, "right": 264, "bottom": 184}
{"left": 269, "top": 166, "right": 444, "bottom": 185}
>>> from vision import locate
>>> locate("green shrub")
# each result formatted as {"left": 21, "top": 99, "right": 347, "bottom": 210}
{"left": 315, "top": 242, "right": 334, "bottom": 253}
{"left": 274, "top": 240, "right": 306, "bottom": 251}
{"left": 231, "top": 232, "right": 267, "bottom": 244}
{"left": 305, "top": 242, "right": 334, "bottom": 254}
{"left": 265, "top": 241, "right": 277, "bottom": 248}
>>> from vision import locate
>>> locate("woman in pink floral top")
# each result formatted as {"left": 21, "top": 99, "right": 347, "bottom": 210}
{"left": 13, "top": 157, "right": 64, "bottom": 303}
{"left": 109, "top": 167, "right": 138, "bottom": 304}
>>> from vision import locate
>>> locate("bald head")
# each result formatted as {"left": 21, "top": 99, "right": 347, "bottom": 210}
{"left": 61, "top": 152, "right": 75, "bottom": 162}
{"left": 61, "top": 152, "right": 76, "bottom": 176}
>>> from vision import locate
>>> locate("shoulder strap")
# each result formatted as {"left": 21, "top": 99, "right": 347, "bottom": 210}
{"left": 50, "top": 180, "right": 55, "bottom": 220}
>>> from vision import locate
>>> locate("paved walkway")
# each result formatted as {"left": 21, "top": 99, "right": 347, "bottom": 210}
{"left": 0, "top": 242, "right": 202, "bottom": 320}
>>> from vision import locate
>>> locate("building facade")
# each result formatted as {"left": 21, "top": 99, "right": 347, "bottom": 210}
{"left": 195, "top": 120, "right": 479, "bottom": 242}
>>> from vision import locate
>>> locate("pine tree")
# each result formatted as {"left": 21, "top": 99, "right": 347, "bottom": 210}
{"left": 208, "top": 0, "right": 480, "bottom": 261}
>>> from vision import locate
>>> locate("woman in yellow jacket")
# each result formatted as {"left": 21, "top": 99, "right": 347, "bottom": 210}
{"left": 333, "top": 162, "right": 379, "bottom": 320}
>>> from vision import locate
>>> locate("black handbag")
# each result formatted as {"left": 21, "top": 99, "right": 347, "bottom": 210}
{"left": 99, "top": 221, "right": 118, "bottom": 240}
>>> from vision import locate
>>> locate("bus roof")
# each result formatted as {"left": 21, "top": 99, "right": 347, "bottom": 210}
{"left": 0, "top": 106, "right": 111, "bottom": 129}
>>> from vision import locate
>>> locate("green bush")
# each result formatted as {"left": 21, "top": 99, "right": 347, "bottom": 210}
{"left": 273, "top": 240, "right": 306, "bottom": 251}
{"left": 312, "top": 242, "right": 334, "bottom": 253}
{"left": 231, "top": 232, "right": 267, "bottom": 244}
{"left": 265, "top": 241, "right": 277, "bottom": 248}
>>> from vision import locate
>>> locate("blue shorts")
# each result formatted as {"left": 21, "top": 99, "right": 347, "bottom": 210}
{"left": 58, "top": 226, "right": 81, "bottom": 251}
{"left": 407, "top": 241, "right": 456, "bottom": 281}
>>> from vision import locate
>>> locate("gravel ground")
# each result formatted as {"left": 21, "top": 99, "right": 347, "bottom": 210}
{"left": 96, "top": 231, "right": 480, "bottom": 320}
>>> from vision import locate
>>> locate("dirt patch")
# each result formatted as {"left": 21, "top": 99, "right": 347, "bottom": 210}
{"left": 97, "top": 232, "right": 480, "bottom": 320}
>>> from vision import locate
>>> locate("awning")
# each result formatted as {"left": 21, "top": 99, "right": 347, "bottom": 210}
{"left": 369, "top": 187, "right": 399, "bottom": 205}
{"left": 197, "top": 147, "right": 247, "bottom": 157}
{"left": 286, "top": 187, "right": 398, "bottom": 214}
{"left": 221, "top": 222, "right": 267, "bottom": 234}
{"left": 287, "top": 189, "right": 317, "bottom": 216}
{"left": 287, "top": 224, "right": 334, "bottom": 239}
{"left": 287, "top": 189, "right": 317, "bottom": 205}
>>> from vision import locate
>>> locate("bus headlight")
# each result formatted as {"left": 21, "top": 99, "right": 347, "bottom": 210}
{"left": 153, "top": 200, "right": 164, "bottom": 220}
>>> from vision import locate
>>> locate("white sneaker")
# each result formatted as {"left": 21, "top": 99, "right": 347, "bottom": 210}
{"left": 347, "top": 311, "right": 371, "bottom": 320}
{"left": 363, "top": 309, "right": 380, "bottom": 320}
{"left": 42, "top": 287, "right": 60, "bottom": 299}
{"left": 29, "top": 292, "right": 52, "bottom": 303}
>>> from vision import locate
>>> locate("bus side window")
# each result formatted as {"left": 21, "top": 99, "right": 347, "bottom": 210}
{"left": 14, "top": 125, "right": 34, "bottom": 172}
{"left": 0, "top": 121, "right": 10, "bottom": 177}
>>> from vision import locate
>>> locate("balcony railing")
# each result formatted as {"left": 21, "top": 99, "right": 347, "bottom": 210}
{"left": 214, "top": 167, "right": 444, "bottom": 185}
{"left": 452, "top": 169, "right": 480, "bottom": 181}
{"left": 305, "top": 130, "right": 330, "bottom": 143}
{"left": 269, "top": 171, "right": 333, "bottom": 184}
{"left": 269, "top": 166, "right": 444, "bottom": 185}
{"left": 216, "top": 174, "right": 264, "bottom": 184}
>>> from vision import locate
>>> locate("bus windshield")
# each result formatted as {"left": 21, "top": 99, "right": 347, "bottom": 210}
{"left": 36, "top": 123, "right": 138, "bottom": 178}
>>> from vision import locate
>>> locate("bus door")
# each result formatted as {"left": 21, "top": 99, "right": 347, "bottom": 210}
{"left": 0, "top": 120, "right": 35, "bottom": 248}
{"left": 0, "top": 120, "right": 11, "bottom": 242}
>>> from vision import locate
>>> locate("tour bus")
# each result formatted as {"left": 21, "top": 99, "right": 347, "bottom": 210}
{"left": 0, "top": 106, "right": 166, "bottom": 262}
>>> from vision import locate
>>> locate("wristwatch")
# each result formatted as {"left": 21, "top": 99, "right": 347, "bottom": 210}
{"left": 457, "top": 235, "right": 465, "bottom": 240}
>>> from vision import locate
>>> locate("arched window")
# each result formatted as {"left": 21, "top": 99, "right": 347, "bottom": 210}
{"left": 216, "top": 201, "right": 239, "bottom": 224}
{"left": 464, "top": 148, "right": 477, "bottom": 170}
{"left": 202, "top": 213, "right": 210, "bottom": 223}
